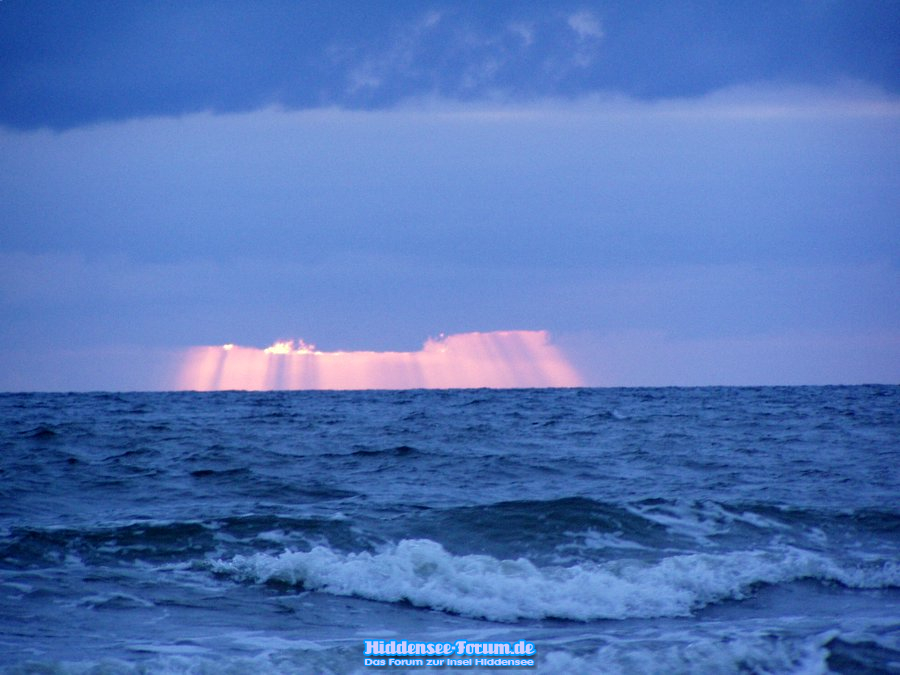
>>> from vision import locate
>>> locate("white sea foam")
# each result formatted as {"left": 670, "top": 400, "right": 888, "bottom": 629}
{"left": 538, "top": 629, "right": 836, "bottom": 675}
{"left": 626, "top": 500, "right": 791, "bottom": 544}
{"left": 209, "top": 539, "right": 898, "bottom": 622}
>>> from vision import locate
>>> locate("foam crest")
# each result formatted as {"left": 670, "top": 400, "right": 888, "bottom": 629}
{"left": 626, "top": 499, "right": 791, "bottom": 545}
{"left": 210, "top": 539, "right": 898, "bottom": 622}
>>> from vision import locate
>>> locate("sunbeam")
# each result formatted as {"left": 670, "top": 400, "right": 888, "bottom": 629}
{"left": 177, "top": 330, "right": 583, "bottom": 390}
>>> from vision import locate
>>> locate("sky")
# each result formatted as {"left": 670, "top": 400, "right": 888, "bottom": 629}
{"left": 1, "top": 0, "right": 898, "bottom": 390}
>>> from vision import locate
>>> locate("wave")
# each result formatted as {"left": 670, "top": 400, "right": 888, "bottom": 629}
{"left": 0, "top": 515, "right": 361, "bottom": 567}
{"left": 6, "top": 498, "right": 896, "bottom": 571}
{"left": 540, "top": 631, "right": 900, "bottom": 675}
{"left": 209, "top": 538, "right": 899, "bottom": 622}
{"left": 399, "top": 497, "right": 900, "bottom": 562}
{"left": 349, "top": 444, "right": 422, "bottom": 458}
{"left": 20, "top": 425, "right": 59, "bottom": 439}
{"left": 8, "top": 631, "right": 897, "bottom": 675}
{"left": 540, "top": 633, "right": 834, "bottom": 675}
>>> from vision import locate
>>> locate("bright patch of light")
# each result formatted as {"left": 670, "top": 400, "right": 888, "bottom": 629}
{"left": 178, "top": 330, "right": 583, "bottom": 391}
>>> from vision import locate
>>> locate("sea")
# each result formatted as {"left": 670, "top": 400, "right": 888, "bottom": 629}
{"left": 1, "top": 386, "right": 898, "bottom": 674}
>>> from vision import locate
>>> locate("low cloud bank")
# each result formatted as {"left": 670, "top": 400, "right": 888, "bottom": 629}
{"left": 178, "top": 330, "right": 583, "bottom": 390}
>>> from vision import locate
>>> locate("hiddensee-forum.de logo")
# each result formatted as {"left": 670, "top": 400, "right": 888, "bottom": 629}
{"left": 363, "top": 639, "right": 537, "bottom": 668}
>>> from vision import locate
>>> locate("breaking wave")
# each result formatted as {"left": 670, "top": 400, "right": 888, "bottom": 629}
{"left": 210, "top": 538, "right": 898, "bottom": 622}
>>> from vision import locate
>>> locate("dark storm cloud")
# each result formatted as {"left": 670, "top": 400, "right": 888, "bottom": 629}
{"left": 1, "top": 0, "right": 898, "bottom": 130}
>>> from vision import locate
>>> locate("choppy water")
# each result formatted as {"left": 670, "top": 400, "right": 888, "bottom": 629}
{"left": 1, "top": 386, "right": 898, "bottom": 673}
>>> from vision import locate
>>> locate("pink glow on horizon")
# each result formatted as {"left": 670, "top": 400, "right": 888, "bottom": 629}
{"left": 177, "top": 330, "right": 583, "bottom": 390}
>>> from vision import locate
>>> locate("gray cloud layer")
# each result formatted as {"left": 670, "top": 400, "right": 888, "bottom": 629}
{"left": 1, "top": 90, "right": 897, "bottom": 387}
{"left": 2, "top": 1, "right": 898, "bottom": 129}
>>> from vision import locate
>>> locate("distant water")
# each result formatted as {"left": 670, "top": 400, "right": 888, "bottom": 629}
{"left": 1, "top": 386, "right": 898, "bottom": 674}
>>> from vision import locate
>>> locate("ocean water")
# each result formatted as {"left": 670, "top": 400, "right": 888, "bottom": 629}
{"left": 1, "top": 386, "right": 898, "bottom": 674}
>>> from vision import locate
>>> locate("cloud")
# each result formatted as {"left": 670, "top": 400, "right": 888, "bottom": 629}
{"left": 508, "top": 22, "right": 535, "bottom": 48}
{"left": 344, "top": 10, "right": 445, "bottom": 95}
{"left": 0, "top": 252, "right": 218, "bottom": 307}
{"left": 651, "top": 80, "right": 900, "bottom": 120}
{"left": 2, "top": 83, "right": 896, "bottom": 275}
{"left": 567, "top": 11, "right": 604, "bottom": 41}
{"left": 0, "top": 83, "right": 897, "bottom": 388}
{"left": 2, "top": 1, "right": 899, "bottom": 130}
{"left": 563, "top": 329, "right": 900, "bottom": 387}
